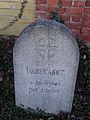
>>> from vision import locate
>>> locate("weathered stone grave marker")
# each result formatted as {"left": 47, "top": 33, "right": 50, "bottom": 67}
{"left": 13, "top": 20, "right": 79, "bottom": 114}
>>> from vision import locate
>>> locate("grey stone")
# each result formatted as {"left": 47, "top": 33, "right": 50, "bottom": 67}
{"left": 13, "top": 20, "right": 79, "bottom": 114}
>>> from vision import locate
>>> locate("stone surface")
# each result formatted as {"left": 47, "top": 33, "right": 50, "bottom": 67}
{"left": 13, "top": 20, "right": 79, "bottom": 114}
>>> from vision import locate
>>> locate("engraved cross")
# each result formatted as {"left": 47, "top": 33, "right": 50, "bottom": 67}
{"left": 36, "top": 37, "right": 58, "bottom": 59}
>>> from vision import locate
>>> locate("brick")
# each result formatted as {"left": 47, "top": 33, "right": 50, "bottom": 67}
{"left": 73, "top": 0, "right": 85, "bottom": 1}
{"left": 64, "top": 7, "right": 83, "bottom": 15}
{"left": 36, "top": 0, "right": 47, "bottom": 5}
{"left": 82, "top": 21, "right": 90, "bottom": 27}
{"left": 36, "top": 5, "right": 47, "bottom": 11}
{"left": 35, "top": 11, "right": 47, "bottom": 19}
{"left": 48, "top": 0, "right": 58, "bottom": 5}
{"left": 80, "top": 35, "right": 90, "bottom": 42}
{"left": 71, "top": 15, "right": 83, "bottom": 22}
{"left": 48, "top": 6, "right": 58, "bottom": 13}
{"left": 73, "top": 1, "right": 85, "bottom": 7}
{"left": 64, "top": 8, "right": 71, "bottom": 14}
{"left": 66, "top": 22, "right": 82, "bottom": 29}
{"left": 84, "top": 8, "right": 90, "bottom": 14}
{"left": 83, "top": 15, "right": 90, "bottom": 21}
{"left": 62, "top": 1, "right": 72, "bottom": 7}
{"left": 85, "top": 1, "right": 90, "bottom": 7}
{"left": 61, "top": 15, "right": 70, "bottom": 21}
{"left": 47, "top": 13, "right": 51, "bottom": 19}
{"left": 59, "top": 8, "right": 65, "bottom": 14}
{"left": 71, "top": 8, "right": 83, "bottom": 15}
{"left": 81, "top": 28, "right": 90, "bottom": 35}
{"left": 71, "top": 29, "right": 80, "bottom": 37}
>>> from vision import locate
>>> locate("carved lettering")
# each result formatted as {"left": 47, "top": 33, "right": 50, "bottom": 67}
{"left": 35, "top": 80, "right": 61, "bottom": 86}
{"left": 27, "top": 67, "right": 64, "bottom": 75}
{"left": 29, "top": 87, "right": 60, "bottom": 94}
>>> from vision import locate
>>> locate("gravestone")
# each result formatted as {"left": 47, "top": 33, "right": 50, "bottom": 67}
{"left": 13, "top": 20, "right": 79, "bottom": 114}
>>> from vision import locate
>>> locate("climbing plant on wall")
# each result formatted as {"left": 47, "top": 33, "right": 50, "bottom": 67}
{"left": 50, "top": 0, "right": 64, "bottom": 24}
{"left": 0, "top": 0, "right": 27, "bottom": 32}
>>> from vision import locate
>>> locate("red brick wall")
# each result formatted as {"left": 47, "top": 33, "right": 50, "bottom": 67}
{"left": 36, "top": 0, "right": 90, "bottom": 45}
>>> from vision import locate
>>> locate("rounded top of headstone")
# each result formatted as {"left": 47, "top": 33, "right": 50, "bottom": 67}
{"left": 14, "top": 20, "right": 79, "bottom": 51}
{"left": 13, "top": 20, "right": 79, "bottom": 69}
{"left": 20, "top": 20, "right": 74, "bottom": 37}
